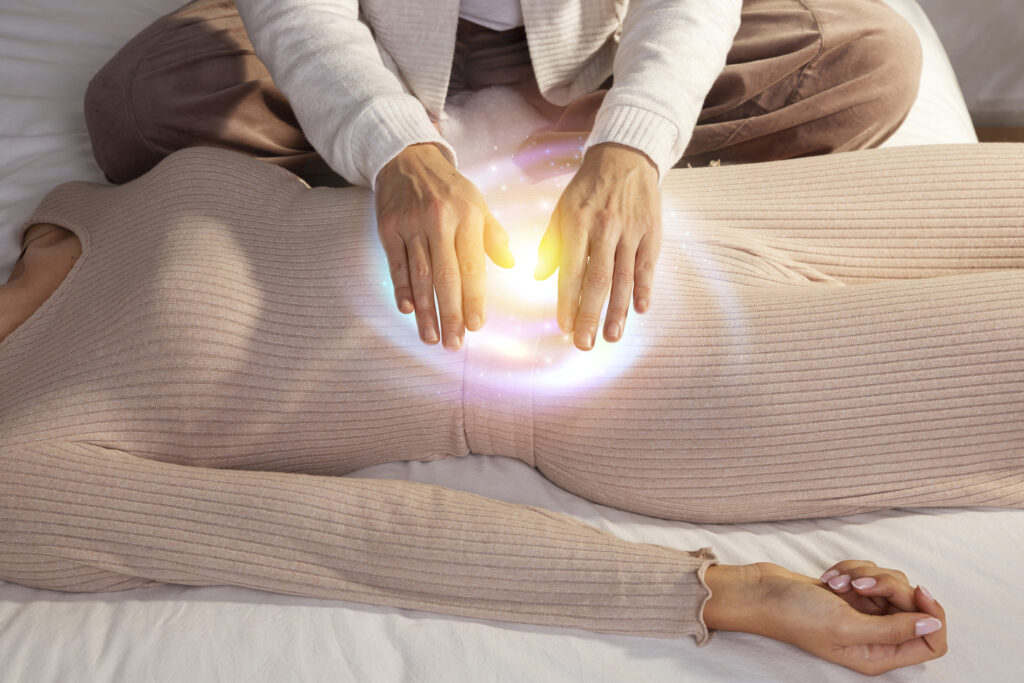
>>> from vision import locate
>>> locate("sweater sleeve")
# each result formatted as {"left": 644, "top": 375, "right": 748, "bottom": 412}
{"left": 234, "top": 0, "right": 458, "bottom": 190}
{"left": 582, "top": 0, "right": 743, "bottom": 185}
{"left": 0, "top": 440, "right": 720, "bottom": 646}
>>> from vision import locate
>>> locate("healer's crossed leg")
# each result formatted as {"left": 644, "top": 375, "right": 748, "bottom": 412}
{"left": 480, "top": 144, "right": 1024, "bottom": 524}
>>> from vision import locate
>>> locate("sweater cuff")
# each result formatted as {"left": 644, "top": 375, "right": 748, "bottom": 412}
{"left": 581, "top": 103, "right": 688, "bottom": 188}
{"left": 694, "top": 547, "right": 721, "bottom": 647}
{"left": 347, "top": 96, "right": 459, "bottom": 192}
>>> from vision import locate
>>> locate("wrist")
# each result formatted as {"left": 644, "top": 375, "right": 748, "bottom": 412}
{"left": 701, "top": 563, "right": 763, "bottom": 634}
{"left": 584, "top": 142, "right": 658, "bottom": 176}
{"left": 376, "top": 143, "right": 450, "bottom": 187}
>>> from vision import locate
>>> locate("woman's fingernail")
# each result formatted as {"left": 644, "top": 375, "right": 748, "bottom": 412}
{"left": 851, "top": 577, "right": 877, "bottom": 590}
{"left": 399, "top": 299, "right": 414, "bottom": 313}
{"left": 424, "top": 328, "right": 439, "bottom": 343}
{"left": 916, "top": 617, "right": 942, "bottom": 636}
{"left": 919, "top": 585, "right": 934, "bottom": 601}
{"left": 827, "top": 574, "right": 851, "bottom": 590}
{"left": 467, "top": 315, "right": 481, "bottom": 330}
{"left": 820, "top": 569, "right": 840, "bottom": 583}
{"left": 637, "top": 299, "right": 648, "bottom": 312}
{"left": 607, "top": 322, "right": 621, "bottom": 339}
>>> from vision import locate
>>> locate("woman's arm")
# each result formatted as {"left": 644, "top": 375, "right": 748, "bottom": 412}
{"left": 0, "top": 439, "right": 719, "bottom": 643}
{"left": 0, "top": 440, "right": 947, "bottom": 673}
{"left": 582, "top": 0, "right": 743, "bottom": 184}
{"left": 703, "top": 562, "right": 947, "bottom": 676}
{"left": 233, "top": 0, "right": 457, "bottom": 190}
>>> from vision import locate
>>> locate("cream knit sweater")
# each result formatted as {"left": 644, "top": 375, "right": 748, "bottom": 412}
{"left": 233, "top": 0, "right": 743, "bottom": 189}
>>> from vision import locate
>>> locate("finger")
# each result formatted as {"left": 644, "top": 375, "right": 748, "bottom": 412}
{"left": 483, "top": 214, "right": 515, "bottom": 269}
{"left": 841, "top": 569, "right": 917, "bottom": 614}
{"left": 820, "top": 560, "right": 878, "bottom": 583}
{"left": 456, "top": 213, "right": 487, "bottom": 332}
{"left": 555, "top": 218, "right": 588, "bottom": 335}
{"left": 574, "top": 232, "right": 617, "bottom": 350}
{"left": 604, "top": 238, "right": 635, "bottom": 342}
{"left": 534, "top": 212, "right": 561, "bottom": 281}
{"left": 842, "top": 610, "right": 944, "bottom": 648}
{"left": 633, "top": 229, "right": 660, "bottom": 313}
{"left": 405, "top": 234, "right": 439, "bottom": 344}
{"left": 428, "top": 225, "right": 465, "bottom": 351}
{"left": 914, "top": 585, "right": 949, "bottom": 657}
{"left": 379, "top": 229, "right": 415, "bottom": 314}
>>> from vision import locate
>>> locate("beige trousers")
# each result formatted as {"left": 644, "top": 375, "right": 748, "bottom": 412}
{"left": 82, "top": 0, "right": 923, "bottom": 186}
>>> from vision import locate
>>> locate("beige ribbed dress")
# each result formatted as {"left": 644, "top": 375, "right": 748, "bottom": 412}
{"left": 2, "top": 143, "right": 1023, "bottom": 648}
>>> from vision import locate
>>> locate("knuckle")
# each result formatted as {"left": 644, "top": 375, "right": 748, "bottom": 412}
{"left": 459, "top": 258, "right": 486, "bottom": 277}
{"left": 613, "top": 266, "right": 634, "bottom": 284}
{"left": 378, "top": 212, "right": 400, "bottom": 235}
{"left": 827, "top": 619, "right": 851, "bottom": 642}
{"left": 636, "top": 256, "right": 657, "bottom": 272}
{"left": 593, "top": 207, "right": 616, "bottom": 227}
{"left": 885, "top": 622, "right": 906, "bottom": 645}
{"left": 585, "top": 269, "right": 611, "bottom": 288}
{"left": 411, "top": 261, "right": 432, "bottom": 282}
{"left": 606, "top": 306, "right": 628, "bottom": 322}
{"left": 438, "top": 311, "right": 463, "bottom": 327}
{"left": 575, "top": 312, "right": 602, "bottom": 329}
{"left": 388, "top": 257, "right": 408, "bottom": 278}
{"left": 434, "top": 265, "right": 461, "bottom": 285}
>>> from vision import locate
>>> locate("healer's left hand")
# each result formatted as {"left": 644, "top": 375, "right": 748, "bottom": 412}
{"left": 533, "top": 141, "right": 662, "bottom": 351}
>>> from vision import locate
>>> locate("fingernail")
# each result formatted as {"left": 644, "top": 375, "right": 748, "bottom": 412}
{"left": 820, "top": 569, "right": 840, "bottom": 583}
{"left": 399, "top": 299, "right": 414, "bottom": 313}
{"left": 446, "top": 334, "right": 462, "bottom": 350}
{"left": 424, "top": 328, "right": 439, "bottom": 343}
{"left": 586, "top": 331, "right": 595, "bottom": 349}
{"left": 851, "top": 577, "right": 876, "bottom": 590}
{"left": 919, "top": 585, "right": 934, "bottom": 601}
{"left": 827, "top": 574, "right": 851, "bottom": 590}
{"left": 637, "top": 299, "right": 648, "bottom": 312}
{"left": 916, "top": 617, "right": 942, "bottom": 636}
{"left": 607, "top": 322, "right": 621, "bottom": 339}
{"left": 467, "top": 315, "right": 481, "bottom": 330}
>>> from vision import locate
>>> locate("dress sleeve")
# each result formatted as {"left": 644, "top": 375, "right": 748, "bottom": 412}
{"left": 0, "top": 440, "right": 720, "bottom": 646}
{"left": 233, "top": 0, "right": 458, "bottom": 190}
{"left": 582, "top": 0, "right": 743, "bottom": 185}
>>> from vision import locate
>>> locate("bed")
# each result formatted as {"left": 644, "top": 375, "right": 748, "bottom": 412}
{"left": 1, "top": 1, "right": 1020, "bottom": 681}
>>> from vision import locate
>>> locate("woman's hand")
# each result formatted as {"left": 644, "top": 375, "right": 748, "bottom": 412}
{"left": 705, "top": 560, "right": 947, "bottom": 676}
{"left": 533, "top": 141, "right": 661, "bottom": 351}
{"left": 375, "top": 143, "right": 515, "bottom": 350}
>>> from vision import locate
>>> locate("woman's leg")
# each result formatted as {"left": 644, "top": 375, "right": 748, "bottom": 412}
{"left": 488, "top": 143, "right": 1024, "bottom": 523}
{"left": 83, "top": 0, "right": 345, "bottom": 187}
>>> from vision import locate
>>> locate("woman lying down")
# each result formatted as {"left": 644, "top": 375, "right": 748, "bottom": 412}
{"left": 5, "top": 142, "right": 1023, "bottom": 675}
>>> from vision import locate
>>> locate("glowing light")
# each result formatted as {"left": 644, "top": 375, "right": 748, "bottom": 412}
{"left": 358, "top": 143, "right": 678, "bottom": 400}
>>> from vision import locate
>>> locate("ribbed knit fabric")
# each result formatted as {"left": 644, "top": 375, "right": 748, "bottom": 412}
{"left": 2, "top": 143, "right": 1024, "bottom": 648}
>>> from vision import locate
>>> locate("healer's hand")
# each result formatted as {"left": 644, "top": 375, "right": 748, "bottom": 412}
{"left": 713, "top": 560, "right": 948, "bottom": 676}
{"left": 375, "top": 143, "right": 515, "bottom": 350}
{"left": 533, "top": 142, "right": 661, "bottom": 351}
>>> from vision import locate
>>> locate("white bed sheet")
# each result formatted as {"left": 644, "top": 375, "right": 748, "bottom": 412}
{"left": 1, "top": 2, "right": 1019, "bottom": 682}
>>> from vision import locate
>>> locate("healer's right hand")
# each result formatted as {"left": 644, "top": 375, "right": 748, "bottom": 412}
{"left": 374, "top": 143, "right": 515, "bottom": 350}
